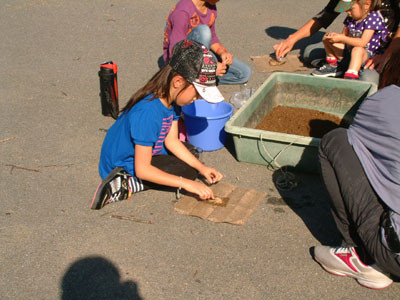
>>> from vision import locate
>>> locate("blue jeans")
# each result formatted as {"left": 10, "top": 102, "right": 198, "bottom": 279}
{"left": 303, "top": 41, "right": 379, "bottom": 85}
{"left": 187, "top": 25, "right": 251, "bottom": 85}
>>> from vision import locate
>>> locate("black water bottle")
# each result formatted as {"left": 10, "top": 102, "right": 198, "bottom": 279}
{"left": 98, "top": 61, "right": 119, "bottom": 120}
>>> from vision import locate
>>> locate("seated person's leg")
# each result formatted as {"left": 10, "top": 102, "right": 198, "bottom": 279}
{"left": 318, "top": 128, "right": 362, "bottom": 246}
{"left": 359, "top": 68, "right": 379, "bottom": 85}
{"left": 187, "top": 25, "right": 212, "bottom": 49}
{"left": 144, "top": 143, "right": 199, "bottom": 191}
{"left": 318, "top": 128, "right": 400, "bottom": 279}
{"left": 217, "top": 58, "right": 252, "bottom": 85}
{"left": 303, "top": 42, "right": 326, "bottom": 67}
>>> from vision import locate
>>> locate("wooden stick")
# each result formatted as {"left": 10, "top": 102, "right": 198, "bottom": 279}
{"left": 111, "top": 215, "right": 153, "bottom": 224}
{"left": 4, "top": 164, "right": 40, "bottom": 173}
{"left": 0, "top": 137, "right": 16, "bottom": 143}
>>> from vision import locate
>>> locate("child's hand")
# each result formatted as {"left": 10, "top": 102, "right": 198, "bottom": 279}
{"left": 199, "top": 166, "right": 223, "bottom": 185}
{"left": 323, "top": 32, "right": 331, "bottom": 41}
{"left": 324, "top": 32, "right": 343, "bottom": 43}
{"left": 183, "top": 180, "right": 215, "bottom": 200}
{"left": 220, "top": 52, "right": 233, "bottom": 65}
{"left": 216, "top": 62, "right": 227, "bottom": 76}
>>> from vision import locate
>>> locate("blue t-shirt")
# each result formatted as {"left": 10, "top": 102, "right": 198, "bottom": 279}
{"left": 99, "top": 95, "right": 180, "bottom": 179}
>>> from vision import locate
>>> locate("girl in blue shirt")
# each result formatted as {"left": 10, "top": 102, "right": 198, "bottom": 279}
{"left": 92, "top": 40, "right": 224, "bottom": 209}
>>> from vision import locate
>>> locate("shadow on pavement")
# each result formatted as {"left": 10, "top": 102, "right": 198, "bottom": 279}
{"left": 270, "top": 167, "right": 342, "bottom": 246}
{"left": 264, "top": 26, "right": 326, "bottom": 57}
{"left": 61, "top": 256, "right": 142, "bottom": 300}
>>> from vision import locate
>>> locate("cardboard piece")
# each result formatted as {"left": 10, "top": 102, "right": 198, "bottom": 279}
{"left": 174, "top": 182, "right": 267, "bottom": 225}
{"left": 250, "top": 54, "right": 309, "bottom": 73}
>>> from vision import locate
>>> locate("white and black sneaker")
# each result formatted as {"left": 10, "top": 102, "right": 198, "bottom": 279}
{"left": 91, "top": 167, "right": 143, "bottom": 210}
{"left": 311, "top": 63, "right": 343, "bottom": 77}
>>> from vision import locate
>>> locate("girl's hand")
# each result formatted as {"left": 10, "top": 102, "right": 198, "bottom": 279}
{"left": 216, "top": 62, "right": 227, "bottom": 76}
{"left": 199, "top": 166, "right": 223, "bottom": 185}
{"left": 323, "top": 32, "right": 331, "bottom": 41}
{"left": 183, "top": 180, "right": 215, "bottom": 200}
{"left": 220, "top": 52, "right": 233, "bottom": 65}
{"left": 324, "top": 32, "right": 343, "bottom": 43}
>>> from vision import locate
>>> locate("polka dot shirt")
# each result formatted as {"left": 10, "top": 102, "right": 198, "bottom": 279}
{"left": 344, "top": 11, "right": 390, "bottom": 55}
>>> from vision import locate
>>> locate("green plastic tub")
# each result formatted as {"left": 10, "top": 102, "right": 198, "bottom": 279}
{"left": 225, "top": 73, "right": 377, "bottom": 173}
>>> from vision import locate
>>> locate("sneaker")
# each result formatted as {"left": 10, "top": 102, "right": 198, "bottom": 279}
{"left": 91, "top": 167, "right": 132, "bottom": 210}
{"left": 311, "top": 63, "right": 343, "bottom": 77}
{"left": 313, "top": 246, "right": 393, "bottom": 289}
{"left": 344, "top": 72, "right": 359, "bottom": 80}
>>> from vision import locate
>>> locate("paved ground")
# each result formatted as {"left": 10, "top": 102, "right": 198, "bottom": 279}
{"left": 1, "top": 0, "right": 399, "bottom": 299}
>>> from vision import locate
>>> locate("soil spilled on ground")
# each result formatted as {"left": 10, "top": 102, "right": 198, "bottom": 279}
{"left": 255, "top": 106, "right": 345, "bottom": 138}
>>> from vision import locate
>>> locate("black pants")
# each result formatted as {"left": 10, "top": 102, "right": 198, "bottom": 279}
{"left": 318, "top": 128, "right": 400, "bottom": 277}
{"left": 141, "top": 143, "right": 199, "bottom": 191}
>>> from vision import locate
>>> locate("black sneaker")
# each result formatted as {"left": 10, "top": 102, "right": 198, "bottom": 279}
{"left": 311, "top": 63, "right": 343, "bottom": 77}
{"left": 91, "top": 167, "right": 132, "bottom": 210}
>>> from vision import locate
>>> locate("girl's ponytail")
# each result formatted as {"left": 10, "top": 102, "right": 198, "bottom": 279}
{"left": 122, "top": 64, "right": 186, "bottom": 112}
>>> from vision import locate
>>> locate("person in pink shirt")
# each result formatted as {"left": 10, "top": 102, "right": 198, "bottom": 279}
{"left": 163, "top": 0, "right": 251, "bottom": 85}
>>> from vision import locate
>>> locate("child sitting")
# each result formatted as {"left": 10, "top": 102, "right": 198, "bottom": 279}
{"left": 163, "top": 0, "right": 251, "bottom": 85}
{"left": 91, "top": 40, "right": 224, "bottom": 210}
{"left": 312, "top": 0, "right": 389, "bottom": 80}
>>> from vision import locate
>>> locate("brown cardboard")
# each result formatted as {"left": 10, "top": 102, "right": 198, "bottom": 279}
{"left": 174, "top": 182, "right": 267, "bottom": 225}
{"left": 250, "top": 54, "right": 309, "bottom": 73}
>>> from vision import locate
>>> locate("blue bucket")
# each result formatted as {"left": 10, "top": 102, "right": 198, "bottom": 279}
{"left": 182, "top": 100, "right": 234, "bottom": 151}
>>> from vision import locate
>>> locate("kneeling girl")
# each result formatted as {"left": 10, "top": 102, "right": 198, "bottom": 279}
{"left": 92, "top": 40, "right": 224, "bottom": 209}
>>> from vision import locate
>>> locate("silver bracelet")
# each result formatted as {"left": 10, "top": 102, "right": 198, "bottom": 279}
{"left": 176, "top": 176, "right": 182, "bottom": 200}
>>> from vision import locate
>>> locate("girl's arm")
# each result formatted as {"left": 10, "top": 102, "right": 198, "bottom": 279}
{"left": 211, "top": 42, "right": 233, "bottom": 66}
{"left": 134, "top": 144, "right": 215, "bottom": 200}
{"left": 327, "top": 29, "right": 374, "bottom": 48}
{"left": 164, "top": 121, "right": 223, "bottom": 184}
{"left": 211, "top": 42, "right": 232, "bottom": 76}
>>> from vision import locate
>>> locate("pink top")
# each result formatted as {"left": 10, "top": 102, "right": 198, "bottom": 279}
{"left": 163, "top": 0, "right": 220, "bottom": 62}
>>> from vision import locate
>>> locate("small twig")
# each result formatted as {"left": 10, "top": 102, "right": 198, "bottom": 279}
{"left": 0, "top": 137, "right": 16, "bottom": 143}
{"left": 4, "top": 164, "right": 40, "bottom": 174}
{"left": 39, "top": 164, "right": 73, "bottom": 168}
{"left": 111, "top": 215, "right": 153, "bottom": 224}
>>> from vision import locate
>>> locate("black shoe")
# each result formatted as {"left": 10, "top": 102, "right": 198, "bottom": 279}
{"left": 91, "top": 167, "right": 132, "bottom": 210}
{"left": 312, "top": 63, "right": 343, "bottom": 77}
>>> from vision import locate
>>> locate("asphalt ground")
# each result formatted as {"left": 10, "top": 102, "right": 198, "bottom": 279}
{"left": 1, "top": 0, "right": 399, "bottom": 299}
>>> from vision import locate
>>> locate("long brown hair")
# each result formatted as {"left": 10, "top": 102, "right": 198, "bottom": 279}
{"left": 378, "top": 45, "right": 400, "bottom": 89}
{"left": 121, "top": 64, "right": 191, "bottom": 112}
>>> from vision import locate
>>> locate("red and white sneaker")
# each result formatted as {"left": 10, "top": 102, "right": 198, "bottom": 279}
{"left": 343, "top": 72, "right": 359, "bottom": 80}
{"left": 313, "top": 246, "right": 393, "bottom": 289}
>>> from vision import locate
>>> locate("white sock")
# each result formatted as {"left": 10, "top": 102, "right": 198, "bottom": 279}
{"left": 346, "top": 69, "right": 359, "bottom": 75}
